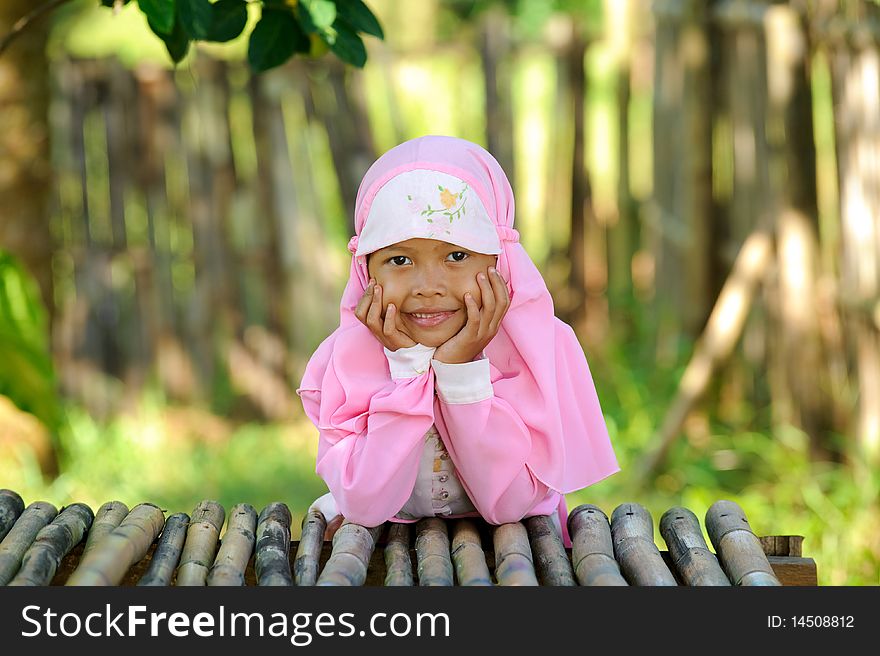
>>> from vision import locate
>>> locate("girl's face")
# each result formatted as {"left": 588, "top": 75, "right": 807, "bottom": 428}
{"left": 367, "top": 238, "right": 498, "bottom": 347}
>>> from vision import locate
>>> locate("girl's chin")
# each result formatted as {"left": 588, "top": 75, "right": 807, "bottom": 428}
{"left": 407, "top": 326, "right": 462, "bottom": 348}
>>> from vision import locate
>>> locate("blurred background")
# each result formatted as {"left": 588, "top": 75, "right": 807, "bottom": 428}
{"left": 0, "top": 0, "right": 877, "bottom": 584}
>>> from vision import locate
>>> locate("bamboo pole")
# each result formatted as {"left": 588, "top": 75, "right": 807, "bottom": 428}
{"left": 705, "top": 499, "right": 781, "bottom": 586}
{"left": 414, "top": 518, "right": 453, "bottom": 587}
{"left": 0, "top": 489, "right": 25, "bottom": 542}
{"left": 137, "top": 512, "right": 189, "bottom": 586}
{"left": 176, "top": 500, "right": 225, "bottom": 586}
{"left": 0, "top": 501, "right": 57, "bottom": 585}
{"left": 383, "top": 522, "right": 413, "bottom": 586}
{"left": 611, "top": 503, "right": 677, "bottom": 586}
{"left": 568, "top": 504, "right": 628, "bottom": 586}
{"left": 207, "top": 503, "right": 256, "bottom": 586}
{"left": 81, "top": 500, "right": 129, "bottom": 560}
{"left": 450, "top": 519, "right": 492, "bottom": 586}
{"left": 255, "top": 502, "right": 293, "bottom": 586}
{"left": 9, "top": 503, "right": 93, "bottom": 586}
{"left": 659, "top": 506, "right": 729, "bottom": 586}
{"left": 66, "top": 503, "right": 165, "bottom": 586}
{"left": 637, "top": 217, "right": 775, "bottom": 479}
{"left": 493, "top": 522, "right": 538, "bottom": 586}
{"left": 294, "top": 508, "right": 326, "bottom": 586}
{"left": 316, "top": 521, "right": 383, "bottom": 587}
{"left": 524, "top": 515, "right": 576, "bottom": 586}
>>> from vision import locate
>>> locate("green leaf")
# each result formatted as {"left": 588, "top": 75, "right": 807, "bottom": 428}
{"left": 102, "top": 0, "right": 133, "bottom": 6}
{"left": 329, "top": 19, "right": 366, "bottom": 67}
{"left": 138, "top": 0, "right": 175, "bottom": 35}
{"left": 208, "top": 0, "right": 248, "bottom": 43}
{"left": 149, "top": 12, "right": 191, "bottom": 63}
{"left": 248, "top": 9, "right": 310, "bottom": 73}
{"left": 335, "top": 0, "right": 384, "bottom": 39}
{"left": 178, "top": 0, "right": 213, "bottom": 40}
{"left": 0, "top": 251, "right": 61, "bottom": 432}
{"left": 298, "top": 0, "right": 337, "bottom": 32}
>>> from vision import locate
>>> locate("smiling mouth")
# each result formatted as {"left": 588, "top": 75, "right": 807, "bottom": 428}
{"left": 405, "top": 311, "right": 457, "bottom": 328}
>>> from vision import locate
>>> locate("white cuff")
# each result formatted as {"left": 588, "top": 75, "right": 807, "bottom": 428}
{"left": 384, "top": 343, "right": 437, "bottom": 379}
{"left": 431, "top": 356, "right": 493, "bottom": 404}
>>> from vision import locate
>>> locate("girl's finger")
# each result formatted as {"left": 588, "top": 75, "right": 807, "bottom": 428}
{"left": 488, "top": 268, "right": 509, "bottom": 329}
{"left": 464, "top": 292, "right": 480, "bottom": 334}
{"left": 392, "top": 304, "right": 415, "bottom": 345}
{"left": 355, "top": 280, "right": 375, "bottom": 322}
{"left": 366, "top": 283, "right": 383, "bottom": 331}
{"left": 383, "top": 302, "right": 397, "bottom": 336}
{"left": 477, "top": 271, "right": 496, "bottom": 334}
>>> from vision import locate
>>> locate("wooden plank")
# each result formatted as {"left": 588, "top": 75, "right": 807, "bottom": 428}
{"left": 767, "top": 556, "right": 818, "bottom": 586}
{"left": 760, "top": 535, "right": 804, "bottom": 557}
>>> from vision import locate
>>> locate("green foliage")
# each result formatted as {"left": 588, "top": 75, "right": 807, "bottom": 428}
{"left": 248, "top": 8, "right": 309, "bottom": 72}
{"left": 178, "top": 0, "right": 214, "bottom": 40}
{"left": 0, "top": 397, "right": 327, "bottom": 539}
{"left": 111, "top": 0, "right": 385, "bottom": 70}
{"left": 138, "top": 0, "right": 175, "bottom": 34}
{"left": 0, "top": 251, "right": 61, "bottom": 432}
{"left": 207, "top": 0, "right": 249, "bottom": 42}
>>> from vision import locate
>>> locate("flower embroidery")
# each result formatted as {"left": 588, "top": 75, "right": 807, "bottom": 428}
{"left": 420, "top": 184, "right": 468, "bottom": 224}
{"left": 440, "top": 188, "right": 456, "bottom": 209}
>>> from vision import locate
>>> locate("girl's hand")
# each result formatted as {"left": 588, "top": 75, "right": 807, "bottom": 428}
{"left": 354, "top": 279, "right": 417, "bottom": 351}
{"left": 433, "top": 267, "right": 510, "bottom": 364}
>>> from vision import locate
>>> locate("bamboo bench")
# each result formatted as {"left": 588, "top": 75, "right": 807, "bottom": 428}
{"left": 0, "top": 489, "right": 817, "bottom": 586}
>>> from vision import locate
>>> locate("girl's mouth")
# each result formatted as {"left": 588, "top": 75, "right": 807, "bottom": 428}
{"left": 406, "top": 311, "right": 457, "bottom": 328}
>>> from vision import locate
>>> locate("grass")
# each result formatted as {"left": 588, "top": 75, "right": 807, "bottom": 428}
{"left": 1, "top": 396, "right": 329, "bottom": 540}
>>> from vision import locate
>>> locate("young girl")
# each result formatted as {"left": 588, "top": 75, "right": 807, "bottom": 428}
{"left": 296, "top": 135, "right": 618, "bottom": 548}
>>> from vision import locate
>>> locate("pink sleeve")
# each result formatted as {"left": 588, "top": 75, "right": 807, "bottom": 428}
{"left": 300, "top": 365, "right": 436, "bottom": 528}
{"left": 430, "top": 357, "right": 552, "bottom": 524}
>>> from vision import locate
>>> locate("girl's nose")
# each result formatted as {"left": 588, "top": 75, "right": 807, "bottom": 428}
{"left": 412, "top": 265, "right": 447, "bottom": 296}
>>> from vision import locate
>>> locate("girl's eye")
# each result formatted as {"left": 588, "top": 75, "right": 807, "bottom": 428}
{"left": 448, "top": 251, "right": 468, "bottom": 262}
{"left": 389, "top": 255, "right": 411, "bottom": 266}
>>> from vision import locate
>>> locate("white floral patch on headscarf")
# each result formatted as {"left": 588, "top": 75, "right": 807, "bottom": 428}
{"left": 355, "top": 169, "right": 502, "bottom": 256}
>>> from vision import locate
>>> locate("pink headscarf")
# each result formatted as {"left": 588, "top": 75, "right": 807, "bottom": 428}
{"left": 297, "top": 135, "right": 618, "bottom": 508}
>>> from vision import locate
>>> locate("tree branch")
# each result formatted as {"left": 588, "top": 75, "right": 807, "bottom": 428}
{"left": 0, "top": 0, "right": 76, "bottom": 58}
{"left": 635, "top": 216, "right": 777, "bottom": 482}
